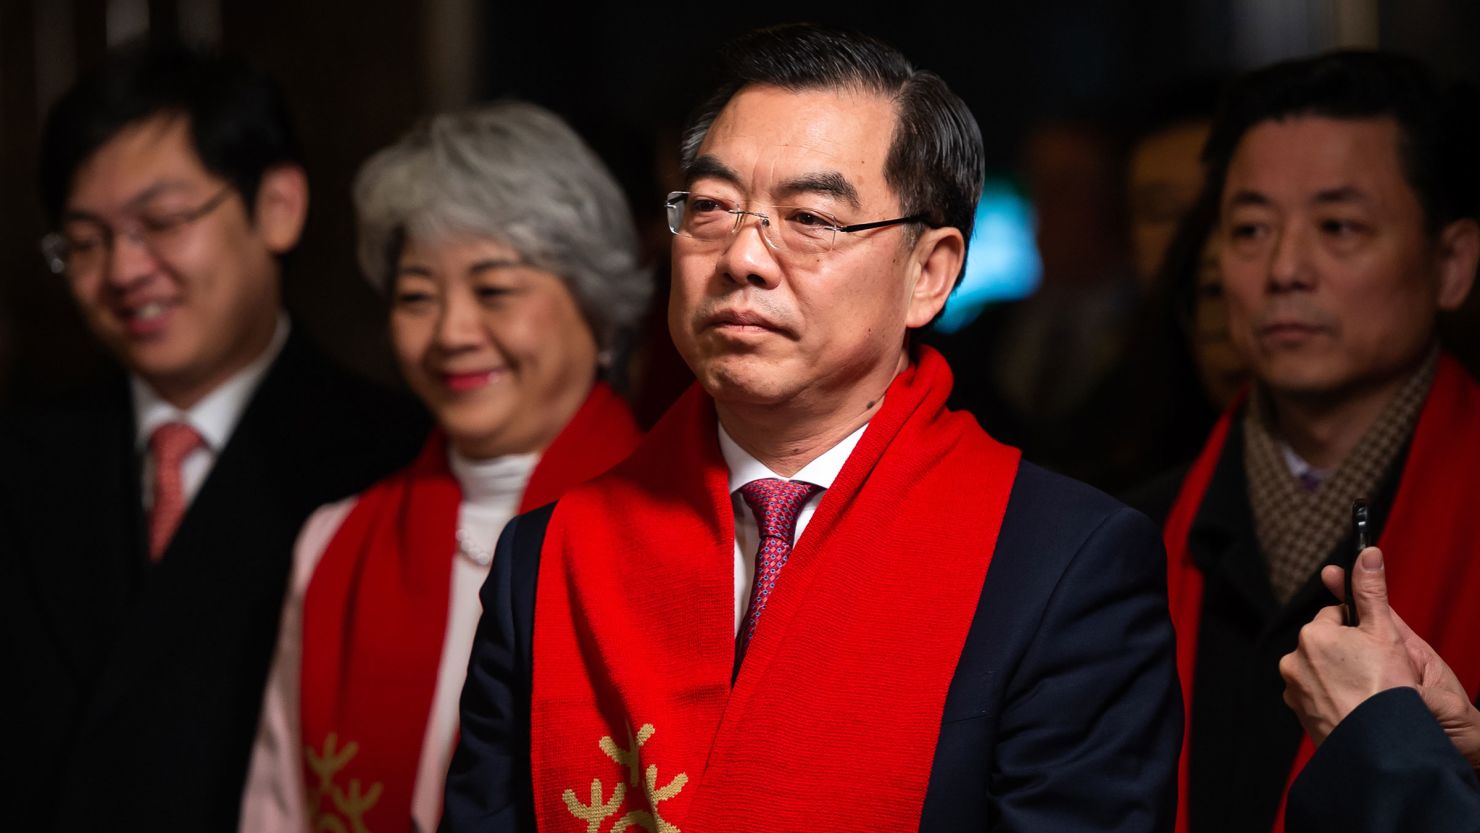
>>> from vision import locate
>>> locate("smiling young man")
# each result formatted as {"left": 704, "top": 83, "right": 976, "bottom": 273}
{"left": 440, "top": 25, "right": 1180, "bottom": 832}
{"left": 1132, "top": 52, "right": 1480, "bottom": 833}
{"left": 0, "top": 42, "right": 424, "bottom": 831}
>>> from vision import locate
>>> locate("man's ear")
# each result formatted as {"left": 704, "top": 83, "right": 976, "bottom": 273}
{"left": 253, "top": 163, "right": 309, "bottom": 254}
{"left": 905, "top": 226, "right": 964, "bottom": 329}
{"left": 1436, "top": 217, "right": 1479, "bottom": 311}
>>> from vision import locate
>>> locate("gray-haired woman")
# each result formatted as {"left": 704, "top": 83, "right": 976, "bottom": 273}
{"left": 239, "top": 100, "right": 651, "bottom": 833}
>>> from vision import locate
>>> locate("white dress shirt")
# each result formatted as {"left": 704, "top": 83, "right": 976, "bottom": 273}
{"left": 133, "top": 315, "right": 289, "bottom": 511}
{"left": 1279, "top": 441, "right": 1335, "bottom": 491}
{"left": 238, "top": 444, "right": 538, "bottom": 833}
{"left": 718, "top": 420, "right": 868, "bottom": 636}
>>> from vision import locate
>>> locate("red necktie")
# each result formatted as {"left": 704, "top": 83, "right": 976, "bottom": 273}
{"left": 736, "top": 478, "right": 823, "bottom": 665}
{"left": 148, "top": 421, "right": 204, "bottom": 561}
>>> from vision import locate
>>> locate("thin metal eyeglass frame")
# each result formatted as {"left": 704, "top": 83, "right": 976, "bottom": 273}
{"left": 40, "top": 184, "right": 236, "bottom": 276}
{"left": 664, "top": 190, "right": 929, "bottom": 252}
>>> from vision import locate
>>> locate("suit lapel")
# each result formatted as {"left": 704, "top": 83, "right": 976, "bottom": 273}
{"left": 15, "top": 379, "right": 147, "bottom": 685}
{"left": 80, "top": 339, "right": 310, "bottom": 724}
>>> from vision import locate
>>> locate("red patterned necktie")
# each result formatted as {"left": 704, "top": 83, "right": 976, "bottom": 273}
{"left": 736, "top": 477, "right": 823, "bottom": 666}
{"left": 148, "top": 421, "right": 204, "bottom": 561}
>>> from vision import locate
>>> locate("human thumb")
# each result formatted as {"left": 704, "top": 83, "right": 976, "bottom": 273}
{"left": 1352, "top": 546, "right": 1393, "bottom": 631}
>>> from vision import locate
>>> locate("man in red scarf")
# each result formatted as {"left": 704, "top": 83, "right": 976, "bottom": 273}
{"left": 442, "top": 24, "right": 1181, "bottom": 832}
{"left": 1133, "top": 52, "right": 1480, "bottom": 833}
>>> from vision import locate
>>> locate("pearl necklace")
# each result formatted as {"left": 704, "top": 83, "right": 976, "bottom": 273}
{"left": 455, "top": 528, "right": 494, "bottom": 567}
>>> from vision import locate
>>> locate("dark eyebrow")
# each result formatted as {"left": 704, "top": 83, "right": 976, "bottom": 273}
{"left": 59, "top": 209, "right": 106, "bottom": 226}
{"left": 60, "top": 181, "right": 200, "bottom": 224}
{"left": 394, "top": 258, "right": 524, "bottom": 279}
{"left": 468, "top": 258, "right": 525, "bottom": 275}
{"left": 775, "top": 172, "right": 861, "bottom": 210}
{"left": 683, "top": 155, "right": 743, "bottom": 189}
{"left": 1226, "top": 190, "right": 1273, "bottom": 209}
{"left": 1227, "top": 186, "right": 1374, "bottom": 210}
{"left": 1313, "top": 186, "right": 1371, "bottom": 206}
{"left": 684, "top": 155, "right": 862, "bottom": 210}
{"left": 126, "top": 181, "right": 195, "bottom": 207}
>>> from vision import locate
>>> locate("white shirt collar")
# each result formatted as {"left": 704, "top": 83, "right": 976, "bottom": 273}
{"left": 1278, "top": 440, "right": 1334, "bottom": 487}
{"left": 132, "top": 314, "right": 290, "bottom": 451}
{"left": 718, "top": 417, "right": 869, "bottom": 493}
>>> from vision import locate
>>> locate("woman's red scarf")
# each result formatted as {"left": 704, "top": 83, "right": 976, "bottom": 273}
{"left": 1163, "top": 354, "right": 1480, "bottom": 833}
{"left": 299, "top": 382, "right": 638, "bottom": 833}
{"left": 530, "top": 347, "right": 1021, "bottom": 831}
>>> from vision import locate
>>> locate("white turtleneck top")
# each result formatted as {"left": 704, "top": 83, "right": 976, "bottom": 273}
{"left": 238, "top": 446, "right": 539, "bottom": 833}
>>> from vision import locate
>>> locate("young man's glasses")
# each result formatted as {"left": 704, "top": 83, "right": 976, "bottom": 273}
{"left": 41, "top": 185, "right": 236, "bottom": 277}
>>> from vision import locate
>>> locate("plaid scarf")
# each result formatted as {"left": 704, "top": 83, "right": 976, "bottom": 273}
{"left": 1242, "top": 350, "right": 1437, "bottom": 603}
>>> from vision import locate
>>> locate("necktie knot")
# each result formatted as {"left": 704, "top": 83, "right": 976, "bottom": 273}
{"left": 151, "top": 421, "right": 204, "bottom": 467}
{"left": 735, "top": 478, "right": 822, "bottom": 672}
{"left": 740, "top": 478, "right": 822, "bottom": 542}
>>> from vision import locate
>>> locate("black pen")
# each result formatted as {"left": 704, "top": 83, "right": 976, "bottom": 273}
{"left": 1347, "top": 498, "right": 1370, "bottom": 627}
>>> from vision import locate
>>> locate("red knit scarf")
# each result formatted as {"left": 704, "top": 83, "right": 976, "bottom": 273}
{"left": 1163, "top": 354, "right": 1480, "bottom": 833}
{"left": 529, "top": 347, "right": 1020, "bottom": 831}
{"left": 299, "top": 382, "right": 638, "bottom": 833}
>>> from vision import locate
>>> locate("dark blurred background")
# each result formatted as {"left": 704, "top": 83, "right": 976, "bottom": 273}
{"left": 3, "top": 0, "right": 1478, "bottom": 485}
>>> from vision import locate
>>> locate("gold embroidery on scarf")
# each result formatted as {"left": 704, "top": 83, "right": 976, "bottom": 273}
{"left": 562, "top": 722, "right": 688, "bottom": 833}
{"left": 305, "top": 732, "right": 385, "bottom": 833}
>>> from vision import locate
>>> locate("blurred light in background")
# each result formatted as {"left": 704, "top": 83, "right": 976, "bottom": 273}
{"left": 107, "top": 0, "right": 149, "bottom": 46}
{"left": 934, "top": 178, "right": 1042, "bottom": 334}
{"left": 1230, "top": 0, "right": 1378, "bottom": 66}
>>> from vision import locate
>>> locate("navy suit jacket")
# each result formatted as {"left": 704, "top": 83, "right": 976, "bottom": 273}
{"left": 441, "top": 461, "right": 1182, "bottom": 832}
{"left": 0, "top": 331, "right": 426, "bottom": 832}
{"left": 1286, "top": 687, "right": 1480, "bottom": 833}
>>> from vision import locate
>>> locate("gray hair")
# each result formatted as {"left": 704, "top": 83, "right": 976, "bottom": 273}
{"left": 353, "top": 100, "right": 651, "bottom": 356}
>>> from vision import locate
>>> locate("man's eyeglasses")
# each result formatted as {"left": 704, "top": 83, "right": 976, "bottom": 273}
{"left": 665, "top": 190, "right": 929, "bottom": 255}
{"left": 40, "top": 185, "right": 236, "bottom": 277}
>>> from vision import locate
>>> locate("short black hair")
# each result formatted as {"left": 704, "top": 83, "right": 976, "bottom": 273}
{"left": 39, "top": 39, "right": 301, "bottom": 228}
{"left": 1203, "top": 50, "right": 1480, "bottom": 232}
{"left": 679, "top": 24, "right": 984, "bottom": 287}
